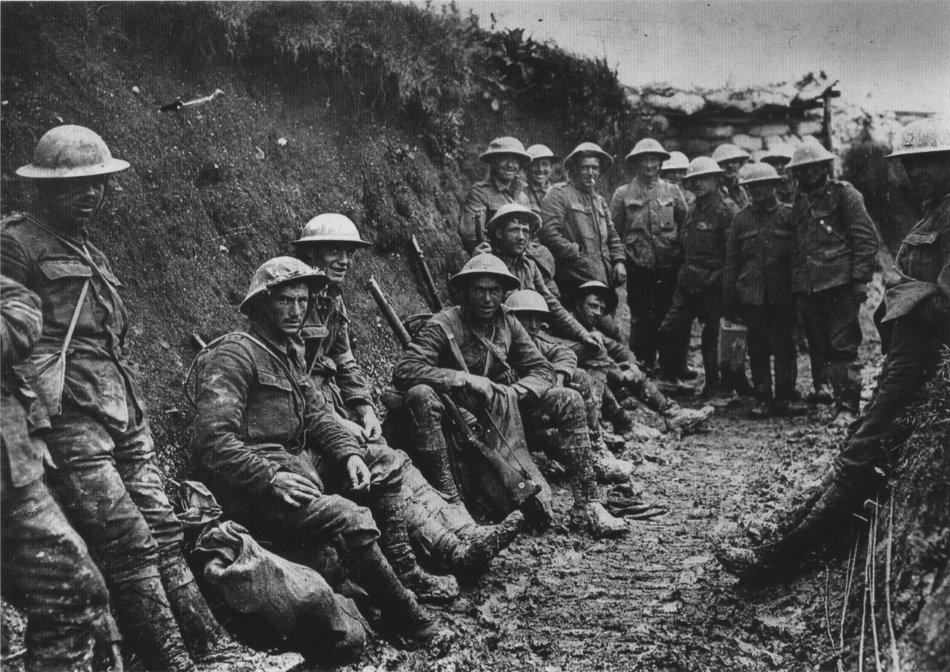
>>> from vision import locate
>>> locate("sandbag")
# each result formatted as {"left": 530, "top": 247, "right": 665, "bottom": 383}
{"left": 193, "top": 520, "right": 369, "bottom": 660}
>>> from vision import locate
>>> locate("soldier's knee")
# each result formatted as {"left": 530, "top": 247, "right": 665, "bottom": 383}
{"left": 405, "top": 384, "right": 444, "bottom": 427}
{"left": 365, "top": 444, "right": 406, "bottom": 490}
{"left": 545, "top": 387, "right": 587, "bottom": 426}
{"left": 330, "top": 497, "right": 380, "bottom": 554}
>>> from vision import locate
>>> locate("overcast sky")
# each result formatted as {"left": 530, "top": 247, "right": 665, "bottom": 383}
{"left": 451, "top": 0, "right": 950, "bottom": 117}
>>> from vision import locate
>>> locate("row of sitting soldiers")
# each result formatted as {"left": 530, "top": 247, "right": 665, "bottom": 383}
{"left": 459, "top": 134, "right": 881, "bottom": 421}
{"left": 3, "top": 117, "right": 947, "bottom": 668}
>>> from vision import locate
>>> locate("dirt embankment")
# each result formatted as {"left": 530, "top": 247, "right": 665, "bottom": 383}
{"left": 1, "top": 3, "right": 946, "bottom": 671}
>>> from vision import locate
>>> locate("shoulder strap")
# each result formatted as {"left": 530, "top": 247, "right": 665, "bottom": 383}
{"left": 58, "top": 280, "right": 90, "bottom": 362}
{"left": 433, "top": 313, "right": 471, "bottom": 374}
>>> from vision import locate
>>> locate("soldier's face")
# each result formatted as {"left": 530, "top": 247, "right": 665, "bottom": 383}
{"left": 719, "top": 158, "right": 746, "bottom": 180}
{"left": 747, "top": 182, "right": 776, "bottom": 204}
{"left": 686, "top": 175, "right": 718, "bottom": 197}
{"left": 308, "top": 245, "right": 357, "bottom": 285}
{"left": 762, "top": 157, "right": 789, "bottom": 176}
{"left": 516, "top": 313, "right": 545, "bottom": 338}
{"left": 496, "top": 219, "right": 531, "bottom": 255}
{"left": 574, "top": 157, "right": 601, "bottom": 191}
{"left": 491, "top": 155, "right": 523, "bottom": 183}
{"left": 41, "top": 176, "right": 107, "bottom": 227}
{"left": 635, "top": 156, "right": 662, "bottom": 181}
{"left": 576, "top": 294, "right": 605, "bottom": 329}
{"left": 465, "top": 278, "right": 505, "bottom": 321}
{"left": 263, "top": 283, "right": 310, "bottom": 336}
{"left": 794, "top": 163, "right": 829, "bottom": 190}
{"left": 527, "top": 158, "right": 552, "bottom": 186}
{"left": 661, "top": 170, "right": 685, "bottom": 186}
{"left": 901, "top": 154, "right": 950, "bottom": 201}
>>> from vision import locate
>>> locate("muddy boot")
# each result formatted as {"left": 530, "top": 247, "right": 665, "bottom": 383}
{"left": 157, "top": 555, "right": 227, "bottom": 659}
{"left": 412, "top": 429, "right": 462, "bottom": 503}
{"left": 591, "top": 437, "right": 635, "bottom": 484}
{"left": 805, "top": 383, "right": 834, "bottom": 405}
{"left": 717, "top": 477, "right": 870, "bottom": 580}
{"left": 346, "top": 544, "right": 450, "bottom": 646}
{"left": 450, "top": 510, "right": 525, "bottom": 576}
{"left": 663, "top": 404, "right": 713, "bottom": 435}
{"left": 772, "top": 398, "right": 809, "bottom": 417}
{"left": 570, "top": 502, "right": 629, "bottom": 538}
{"left": 109, "top": 573, "right": 197, "bottom": 672}
{"left": 749, "top": 398, "right": 771, "bottom": 419}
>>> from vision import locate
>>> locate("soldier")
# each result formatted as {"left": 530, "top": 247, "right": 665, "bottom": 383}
{"left": 188, "top": 257, "right": 446, "bottom": 644}
{"left": 759, "top": 144, "right": 795, "bottom": 205}
{"left": 291, "top": 213, "right": 524, "bottom": 583}
{"left": 786, "top": 143, "right": 880, "bottom": 422}
{"left": 570, "top": 281, "right": 712, "bottom": 434}
{"left": 503, "top": 289, "right": 636, "bottom": 484}
{"left": 1, "top": 275, "right": 116, "bottom": 672}
{"left": 460, "top": 136, "right": 532, "bottom": 254}
{"left": 723, "top": 163, "right": 808, "bottom": 418}
{"left": 524, "top": 144, "right": 560, "bottom": 294}
{"left": 393, "top": 254, "right": 628, "bottom": 538}
{"left": 657, "top": 157, "right": 740, "bottom": 402}
{"left": 2, "top": 125, "right": 237, "bottom": 672}
{"left": 712, "top": 143, "right": 751, "bottom": 210}
{"left": 540, "top": 142, "right": 627, "bottom": 303}
{"left": 610, "top": 138, "right": 690, "bottom": 373}
{"left": 660, "top": 150, "right": 696, "bottom": 208}
{"left": 718, "top": 119, "right": 949, "bottom": 578}
{"left": 481, "top": 202, "right": 601, "bottom": 352}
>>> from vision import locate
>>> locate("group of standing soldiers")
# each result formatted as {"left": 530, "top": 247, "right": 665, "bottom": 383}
{"left": 1, "top": 116, "right": 947, "bottom": 669}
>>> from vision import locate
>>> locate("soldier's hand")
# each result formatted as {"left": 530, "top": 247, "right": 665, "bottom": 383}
{"left": 345, "top": 455, "right": 372, "bottom": 492}
{"left": 473, "top": 241, "right": 493, "bottom": 255}
{"left": 338, "top": 417, "right": 367, "bottom": 441}
{"left": 269, "top": 472, "right": 320, "bottom": 507}
{"left": 612, "top": 261, "right": 627, "bottom": 286}
{"left": 357, "top": 405, "right": 383, "bottom": 442}
{"left": 582, "top": 331, "right": 605, "bottom": 353}
{"left": 458, "top": 372, "right": 495, "bottom": 404}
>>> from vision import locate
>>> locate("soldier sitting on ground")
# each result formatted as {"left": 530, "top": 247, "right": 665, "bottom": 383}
{"left": 570, "top": 281, "right": 712, "bottom": 435}
{"left": 717, "top": 119, "right": 949, "bottom": 580}
{"left": 723, "top": 163, "right": 808, "bottom": 419}
{"left": 188, "top": 257, "right": 447, "bottom": 645}
{"left": 393, "top": 254, "right": 629, "bottom": 538}
{"left": 291, "top": 213, "right": 524, "bottom": 583}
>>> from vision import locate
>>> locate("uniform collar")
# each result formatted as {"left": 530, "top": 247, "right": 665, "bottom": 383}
{"left": 491, "top": 176, "right": 519, "bottom": 196}
{"left": 250, "top": 320, "right": 305, "bottom": 362}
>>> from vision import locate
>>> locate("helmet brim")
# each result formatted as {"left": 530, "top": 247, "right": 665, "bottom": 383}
{"left": 15, "top": 158, "right": 131, "bottom": 179}
{"left": 563, "top": 149, "right": 614, "bottom": 168}
{"left": 290, "top": 236, "right": 373, "bottom": 248}
{"left": 684, "top": 168, "right": 725, "bottom": 181}
{"left": 738, "top": 176, "right": 785, "bottom": 186}
{"left": 239, "top": 271, "right": 329, "bottom": 314}
{"left": 448, "top": 270, "right": 521, "bottom": 293}
{"left": 786, "top": 157, "right": 834, "bottom": 170}
{"left": 479, "top": 150, "right": 532, "bottom": 165}
{"left": 508, "top": 308, "right": 551, "bottom": 319}
{"left": 625, "top": 151, "right": 671, "bottom": 163}
{"left": 487, "top": 210, "right": 542, "bottom": 236}
{"left": 885, "top": 146, "right": 950, "bottom": 159}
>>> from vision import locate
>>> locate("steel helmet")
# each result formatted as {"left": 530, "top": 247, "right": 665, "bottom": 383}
{"left": 291, "top": 213, "right": 371, "bottom": 248}
{"left": 785, "top": 143, "right": 835, "bottom": 170}
{"left": 504, "top": 289, "right": 550, "bottom": 315}
{"left": 526, "top": 144, "right": 557, "bottom": 163}
{"left": 479, "top": 136, "right": 532, "bottom": 165}
{"left": 683, "top": 156, "right": 725, "bottom": 181}
{"left": 448, "top": 253, "right": 521, "bottom": 293}
{"left": 576, "top": 280, "right": 618, "bottom": 314}
{"left": 760, "top": 144, "right": 793, "bottom": 166}
{"left": 886, "top": 119, "right": 950, "bottom": 159}
{"left": 711, "top": 143, "right": 750, "bottom": 166}
{"left": 562, "top": 142, "right": 613, "bottom": 169}
{"left": 240, "top": 256, "right": 328, "bottom": 314}
{"left": 487, "top": 202, "right": 542, "bottom": 235}
{"left": 16, "top": 125, "right": 130, "bottom": 179}
{"left": 737, "top": 162, "right": 784, "bottom": 185}
{"left": 624, "top": 138, "right": 671, "bottom": 163}
{"left": 661, "top": 151, "right": 690, "bottom": 172}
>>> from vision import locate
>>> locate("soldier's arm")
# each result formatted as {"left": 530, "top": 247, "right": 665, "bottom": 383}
{"left": 609, "top": 186, "right": 626, "bottom": 238}
{"left": 604, "top": 203, "right": 626, "bottom": 265}
{"left": 507, "top": 316, "right": 557, "bottom": 399}
{"left": 392, "top": 319, "right": 466, "bottom": 392}
{"left": 0, "top": 233, "right": 33, "bottom": 286}
{"left": 841, "top": 184, "right": 880, "bottom": 284}
{"left": 540, "top": 336, "right": 578, "bottom": 379}
{"left": 191, "top": 339, "right": 282, "bottom": 497}
{"left": 459, "top": 186, "right": 488, "bottom": 254}
{"left": 531, "top": 264, "right": 589, "bottom": 342}
{"left": 604, "top": 334, "right": 634, "bottom": 369}
{"left": 920, "top": 216, "right": 950, "bottom": 330}
{"left": 327, "top": 302, "right": 374, "bottom": 410}
{"left": 540, "top": 189, "right": 586, "bottom": 266}
{"left": 301, "top": 378, "right": 365, "bottom": 467}
{"left": 0, "top": 275, "right": 43, "bottom": 368}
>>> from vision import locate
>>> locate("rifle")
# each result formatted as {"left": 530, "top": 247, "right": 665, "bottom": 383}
{"left": 366, "top": 275, "right": 542, "bottom": 511}
{"left": 410, "top": 235, "right": 443, "bottom": 312}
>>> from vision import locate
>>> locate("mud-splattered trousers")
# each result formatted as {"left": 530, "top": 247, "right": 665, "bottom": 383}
{"left": 610, "top": 177, "right": 689, "bottom": 366}
{"left": 833, "top": 194, "right": 950, "bottom": 485}
{"left": 791, "top": 181, "right": 880, "bottom": 410}
{"left": 2, "top": 217, "right": 219, "bottom": 670}
{"left": 1, "top": 275, "right": 111, "bottom": 672}
{"left": 724, "top": 199, "right": 798, "bottom": 401}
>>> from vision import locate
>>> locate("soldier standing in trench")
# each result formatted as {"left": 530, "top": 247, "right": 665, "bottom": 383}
{"left": 712, "top": 143, "right": 752, "bottom": 210}
{"left": 524, "top": 143, "right": 560, "bottom": 295}
{"left": 786, "top": 143, "right": 880, "bottom": 423}
{"left": 718, "top": 118, "right": 949, "bottom": 579}
{"left": 459, "top": 136, "right": 532, "bottom": 255}
{"left": 609, "top": 138, "right": 690, "bottom": 375}
{"left": 1, "top": 275, "right": 117, "bottom": 672}
{"left": 660, "top": 151, "right": 695, "bottom": 209}
{"left": 188, "top": 257, "right": 448, "bottom": 644}
{"left": 1, "top": 125, "right": 244, "bottom": 672}
{"left": 290, "top": 213, "right": 524, "bottom": 586}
